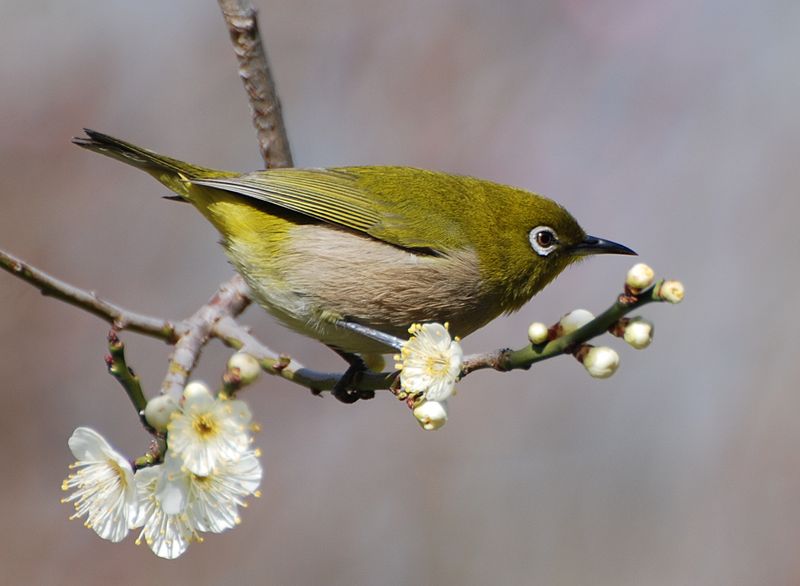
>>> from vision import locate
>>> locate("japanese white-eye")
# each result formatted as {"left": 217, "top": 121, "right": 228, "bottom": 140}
{"left": 74, "top": 130, "right": 634, "bottom": 359}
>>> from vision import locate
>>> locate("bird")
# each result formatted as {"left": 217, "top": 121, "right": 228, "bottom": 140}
{"left": 73, "top": 129, "right": 635, "bottom": 401}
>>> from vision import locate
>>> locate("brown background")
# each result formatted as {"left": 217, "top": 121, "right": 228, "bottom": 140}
{"left": 1, "top": 1, "right": 799, "bottom": 584}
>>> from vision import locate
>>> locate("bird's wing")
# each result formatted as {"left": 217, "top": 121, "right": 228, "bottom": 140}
{"left": 193, "top": 166, "right": 468, "bottom": 253}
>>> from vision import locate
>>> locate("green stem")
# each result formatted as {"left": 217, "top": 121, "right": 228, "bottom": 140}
{"left": 462, "top": 280, "right": 669, "bottom": 375}
{"left": 106, "top": 331, "right": 155, "bottom": 433}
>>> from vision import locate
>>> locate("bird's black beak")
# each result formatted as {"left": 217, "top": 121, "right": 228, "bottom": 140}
{"left": 571, "top": 235, "right": 637, "bottom": 256}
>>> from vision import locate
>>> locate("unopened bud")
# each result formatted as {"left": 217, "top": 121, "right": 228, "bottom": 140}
{"left": 527, "top": 322, "right": 549, "bottom": 345}
{"left": 626, "top": 263, "right": 655, "bottom": 291}
{"left": 413, "top": 400, "right": 448, "bottom": 431}
{"left": 182, "top": 380, "right": 212, "bottom": 402}
{"left": 227, "top": 352, "right": 261, "bottom": 384}
{"left": 660, "top": 280, "right": 685, "bottom": 304}
{"left": 582, "top": 346, "right": 619, "bottom": 379}
{"left": 144, "top": 394, "right": 179, "bottom": 432}
{"left": 623, "top": 317, "right": 653, "bottom": 349}
{"left": 559, "top": 309, "right": 595, "bottom": 335}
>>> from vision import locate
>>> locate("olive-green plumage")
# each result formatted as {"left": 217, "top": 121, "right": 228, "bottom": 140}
{"left": 73, "top": 129, "right": 634, "bottom": 354}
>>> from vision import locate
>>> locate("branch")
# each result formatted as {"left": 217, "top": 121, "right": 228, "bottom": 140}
{"left": 1, "top": 239, "right": 682, "bottom": 398}
{"left": 158, "top": 1, "right": 294, "bottom": 402}
{"left": 105, "top": 330, "right": 154, "bottom": 433}
{"left": 461, "top": 281, "right": 673, "bottom": 376}
{"left": 160, "top": 275, "right": 251, "bottom": 398}
{"left": 0, "top": 248, "right": 182, "bottom": 342}
{"left": 214, "top": 279, "right": 680, "bottom": 393}
{"left": 213, "top": 316, "right": 396, "bottom": 393}
{"left": 0, "top": 246, "right": 391, "bottom": 394}
{"left": 218, "top": 0, "right": 293, "bottom": 168}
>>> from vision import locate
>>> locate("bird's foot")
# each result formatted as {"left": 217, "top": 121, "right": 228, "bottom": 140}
{"left": 329, "top": 349, "right": 375, "bottom": 404}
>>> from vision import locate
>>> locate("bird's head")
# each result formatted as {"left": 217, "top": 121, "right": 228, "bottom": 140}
{"left": 475, "top": 190, "right": 636, "bottom": 313}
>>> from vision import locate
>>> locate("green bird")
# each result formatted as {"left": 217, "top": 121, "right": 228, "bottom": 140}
{"left": 74, "top": 130, "right": 634, "bottom": 400}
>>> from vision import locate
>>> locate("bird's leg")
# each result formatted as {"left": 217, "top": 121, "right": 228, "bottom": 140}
{"left": 333, "top": 320, "right": 405, "bottom": 351}
{"left": 328, "top": 347, "right": 374, "bottom": 403}
{"left": 327, "top": 320, "right": 405, "bottom": 403}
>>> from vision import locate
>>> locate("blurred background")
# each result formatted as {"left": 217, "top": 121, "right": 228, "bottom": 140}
{"left": 1, "top": 0, "right": 798, "bottom": 584}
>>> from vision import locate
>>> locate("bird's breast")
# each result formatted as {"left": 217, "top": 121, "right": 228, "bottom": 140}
{"left": 226, "top": 222, "right": 502, "bottom": 353}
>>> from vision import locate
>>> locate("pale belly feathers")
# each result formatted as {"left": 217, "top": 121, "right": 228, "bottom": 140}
{"left": 224, "top": 223, "right": 498, "bottom": 354}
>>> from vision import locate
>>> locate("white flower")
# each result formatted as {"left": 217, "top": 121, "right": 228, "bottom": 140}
{"left": 527, "top": 321, "right": 549, "bottom": 345}
{"left": 132, "top": 456, "right": 200, "bottom": 559}
{"left": 396, "top": 323, "right": 463, "bottom": 401}
{"left": 186, "top": 450, "right": 263, "bottom": 533}
{"left": 413, "top": 400, "right": 448, "bottom": 431}
{"left": 167, "top": 382, "right": 253, "bottom": 476}
{"left": 132, "top": 448, "right": 262, "bottom": 557}
{"left": 582, "top": 346, "right": 620, "bottom": 379}
{"left": 626, "top": 263, "right": 655, "bottom": 291}
{"left": 623, "top": 317, "right": 653, "bottom": 349}
{"left": 227, "top": 352, "right": 261, "bottom": 385}
{"left": 559, "top": 309, "right": 595, "bottom": 336}
{"left": 61, "top": 427, "right": 137, "bottom": 543}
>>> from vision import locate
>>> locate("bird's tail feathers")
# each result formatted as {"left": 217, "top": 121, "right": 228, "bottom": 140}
{"left": 72, "top": 129, "right": 222, "bottom": 198}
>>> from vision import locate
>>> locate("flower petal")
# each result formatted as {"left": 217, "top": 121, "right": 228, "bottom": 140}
{"left": 61, "top": 427, "right": 136, "bottom": 543}
{"left": 68, "top": 427, "right": 113, "bottom": 462}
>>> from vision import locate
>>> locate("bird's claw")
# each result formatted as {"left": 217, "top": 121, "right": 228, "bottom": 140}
{"left": 332, "top": 363, "right": 374, "bottom": 403}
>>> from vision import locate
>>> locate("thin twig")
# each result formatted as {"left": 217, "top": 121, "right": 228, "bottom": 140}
{"left": 461, "top": 281, "right": 670, "bottom": 376}
{"left": 213, "top": 316, "right": 396, "bottom": 393}
{"left": 0, "top": 248, "right": 183, "bottom": 342}
{"left": 217, "top": 0, "right": 293, "bottom": 168}
{"left": 105, "top": 330, "right": 155, "bottom": 434}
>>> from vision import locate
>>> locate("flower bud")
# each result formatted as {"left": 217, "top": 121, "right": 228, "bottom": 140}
{"left": 527, "top": 322, "right": 549, "bottom": 345}
{"left": 413, "top": 400, "right": 448, "bottom": 431}
{"left": 582, "top": 346, "right": 619, "bottom": 379}
{"left": 182, "top": 380, "right": 211, "bottom": 402}
{"left": 227, "top": 352, "right": 261, "bottom": 384}
{"left": 660, "top": 280, "right": 685, "bottom": 304}
{"left": 559, "top": 309, "right": 595, "bottom": 335}
{"left": 626, "top": 263, "right": 655, "bottom": 291}
{"left": 143, "top": 394, "right": 179, "bottom": 432}
{"left": 623, "top": 317, "right": 653, "bottom": 349}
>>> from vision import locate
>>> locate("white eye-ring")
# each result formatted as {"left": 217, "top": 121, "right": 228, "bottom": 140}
{"left": 529, "top": 226, "right": 559, "bottom": 256}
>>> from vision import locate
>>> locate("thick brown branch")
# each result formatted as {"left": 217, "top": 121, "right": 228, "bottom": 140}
{"left": 0, "top": 248, "right": 182, "bottom": 342}
{"left": 156, "top": 2, "right": 292, "bottom": 401}
{"left": 161, "top": 274, "right": 251, "bottom": 398}
{"left": 217, "top": 0, "right": 293, "bottom": 168}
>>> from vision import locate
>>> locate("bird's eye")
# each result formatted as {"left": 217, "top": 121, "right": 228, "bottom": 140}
{"left": 536, "top": 231, "right": 554, "bottom": 247}
{"left": 529, "top": 226, "right": 559, "bottom": 256}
